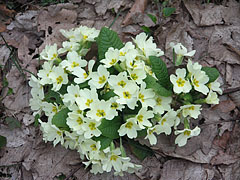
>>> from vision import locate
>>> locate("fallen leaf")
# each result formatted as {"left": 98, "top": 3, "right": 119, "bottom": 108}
{"left": 122, "top": 0, "right": 148, "bottom": 27}
{"left": 0, "top": 4, "right": 15, "bottom": 33}
{"left": 212, "top": 100, "right": 236, "bottom": 113}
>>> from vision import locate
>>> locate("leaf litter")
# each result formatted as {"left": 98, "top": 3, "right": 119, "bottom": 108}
{"left": 1, "top": 0, "right": 240, "bottom": 179}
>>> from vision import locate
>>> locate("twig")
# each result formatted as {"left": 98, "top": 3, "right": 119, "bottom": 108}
{"left": 109, "top": 9, "right": 122, "bottom": 29}
{"left": 222, "top": 87, "right": 240, "bottom": 95}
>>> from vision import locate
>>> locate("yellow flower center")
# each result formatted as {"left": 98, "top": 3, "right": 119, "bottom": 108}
{"left": 161, "top": 118, "right": 167, "bottom": 125}
{"left": 118, "top": 80, "right": 126, "bottom": 88}
{"left": 77, "top": 110, "right": 82, "bottom": 114}
{"left": 110, "top": 59, "right": 117, "bottom": 65}
{"left": 88, "top": 122, "right": 96, "bottom": 130}
{"left": 111, "top": 102, "right": 118, "bottom": 109}
{"left": 85, "top": 99, "right": 93, "bottom": 107}
{"left": 184, "top": 130, "right": 191, "bottom": 136}
{"left": 119, "top": 51, "right": 126, "bottom": 56}
{"left": 188, "top": 106, "right": 195, "bottom": 110}
{"left": 125, "top": 121, "right": 133, "bottom": 129}
{"left": 123, "top": 91, "right": 131, "bottom": 99}
{"left": 156, "top": 97, "right": 162, "bottom": 105}
{"left": 83, "top": 35, "right": 88, "bottom": 40}
{"left": 96, "top": 109, "right": 106, "bottom": 117}
{"left": 90, "top": 144, "right": 97, "bottom": 151}
{"left": 137, "top": 115, "right": 143, "bottom": 122}
{"left": 75, "top": 94, "right": 79, "bottom": 97}
{"left": 71, "top": 61, "right": 79, "bottom": 68}
{"left": 131, "top": 73, "right": 138, "bottom": 80}
{"left": 149, "top": 128, "right": 155, "bottom": 134}
{"left": 176, "top": 78, "right": 185, "bottom": 87}
{"left": 138, "top": 93, "right": 144, "bottom": 102}
{"left": 130, "top": 62, "right": 137, "bottom": 68}
{"left": 98, "top": 75, "right": 106, "bottom": 84}
{"left": 51, "top": 53, "right": 57, "bottom": 60}
{"left": 57, "top": 131, "right": 62, "bottom": 136}
{"left": 52, "top": 106, "right": 57, "bottom": 113}
{"left": 193, "top": 78, "right": 199, "bottom": 87}
{"left": 110, "top": 154, "right": 118, "bottom": 161}
{"left": 83, "top": 72, "right": 88, "bottom": 79}
{"left": 56, "top": 76, "right": 63, "bottom": 84}
{"left": 76, "top": 117, "right": 83, "bottom": 125}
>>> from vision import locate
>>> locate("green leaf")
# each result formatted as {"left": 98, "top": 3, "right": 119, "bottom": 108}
{"left": 0, "top": 135, "right": 7, "bottom": 148}
{"left": 163, "top": 7, "right": 176, "bottom": 17}
{"left": 137, "top": 129, "right": 147, "bottom": 138}
{"left": 144, "top": 74, "right": 172, "bottom": 97}
{"left": 93, "top": 135, "right": 112, "bottom": 150}
{"left": 97, "top": 27, "right": 124, "bottom": 60}
{"left": 141, "top": 26, "right": 152, "bottom": 36}
{"left": 128, "top": 139, "right": 153, "bottom": 161}
{"left": 149, "top": 56, "right": 171, "bottom": 89}
{"left": 34, "top": 114, "right": 40, "bottom": 127}
{"left": 98, "top": 117, "right": 121, "bottom": 139}
{"left": 147, "top": 14, "right": 157, "bottom": 24}
{"left": 202, "top": 67, "right": 220, "bottom": 83}
{"left": 101, "top": 90, "right": 116, "bottom": 101}
{"left": 52, "top": 108, "right": 70, "bottom": 131}
{"left": 44, "top": 90, "right": 63, "bottom": 104}
{"left": 5, "top": 117, "right": 21, "bottom": 130}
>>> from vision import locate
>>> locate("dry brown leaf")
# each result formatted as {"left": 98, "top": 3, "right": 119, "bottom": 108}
{"left": 212, "top": 100, "right": 236, "bottom": 113}
{"left": 122, "top": 0, "right": 148, "bottom": 27}
{"left": 0, "top": 4, "right": 15, "bottom": 33}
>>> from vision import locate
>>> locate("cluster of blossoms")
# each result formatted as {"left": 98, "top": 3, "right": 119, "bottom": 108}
{"left": 29, "top": 26, "right": 222, "bottom": 175}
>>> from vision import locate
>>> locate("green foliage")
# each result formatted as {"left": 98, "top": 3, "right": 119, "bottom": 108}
{"left": 147, "top": 14, "right": 157, "bottom": 24}
{"left": 128, "top": 139, "right": 153, "bottom": 161}
{"left": 97, "top": 27, "right": 124, "bottom": 60}
{"left": 52, "top": 108, "right": 70, "bottom": 131}
{"left": 5, "top": 117, "right": 21, "bottom": 130}
{"left": 141, "top": 26, "right": 152, "bottom": 36}
{"left": 137, "top": 129, "right": 147, "bottom": 138}
{"left": 144, "top": 74, "right": 172, "bottom": 97}
{"left": 163, "top": 7, "right": 176, "bottom": 17}
{"left": 34, "top": 114, "right": 40, "bottom": 127}
{"left": 44, "top": 89, "right": 63, "bottom": 104}
{"left": 101, "top": 90, "right": 116, "bottom": 101}
{"left": 98, "top": 117, "right": 121, "bottom": 139}
{"left": 40, "top": 0, "right": 67, "bottom": 6}
{"left": 201, "top": 67, "right": 220, "bottom": 83}
{"left": 93, "top": 135, "right": 112, "bottom": 150}
{"left": 0, "top": 135, "right": 7, "bottom": 148}
{"left": 149, "top": 56, "right": 171, "bottom": 89}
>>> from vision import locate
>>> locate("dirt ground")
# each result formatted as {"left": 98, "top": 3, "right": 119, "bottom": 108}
{"left": 0, "top": 0, "right": 240, "bottom": 179}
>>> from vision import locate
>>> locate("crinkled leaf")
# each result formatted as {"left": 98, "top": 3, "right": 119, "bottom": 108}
{"left": 52, "top": 108, "right": 70, "bottom": 131}
{"left": 163, "top": 7, "right": 176, "bottom": 17}
{"left": 202, "top": 67, "right": 220, "bottom": 83}
{"left": 5, "top": 117, "right": 21, "bottom": 130}
{"left": 93, "top": 135, "right": 112, "bottom": 150}
{"left": 128, "top": 139, "right": 153, "bottom": 161}
{"left": 144, "top": 74, "right": 172, "bottom": 97}
{"left": 98, "top": 117, "right": 121, "bottom": 139}
{"left": 147, "top": 14, "right": 157, "bottom": 24}
{"left": 0, "top": 135, "right": 7, "bottom": 148}
{"left": 97, "top": 27, "right": 124, "bottom": 60}
{"left": 44, "top": 90, "right": 63, "bottom": 104}
{"left": 149, "top": 56, "right": 171, "bottom": 89}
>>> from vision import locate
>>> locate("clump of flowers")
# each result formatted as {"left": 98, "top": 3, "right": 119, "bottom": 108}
{"left": 29, "top": 26, "right": 222, "bottom": 175}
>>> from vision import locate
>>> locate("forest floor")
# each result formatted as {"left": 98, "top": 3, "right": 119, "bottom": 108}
{"left": 0, "top": 0, "right": 240, "bottom": 179}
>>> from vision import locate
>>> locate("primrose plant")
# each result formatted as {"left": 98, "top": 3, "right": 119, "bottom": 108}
{"left": 29, "top": 25, "right": 222, "bottom": 176}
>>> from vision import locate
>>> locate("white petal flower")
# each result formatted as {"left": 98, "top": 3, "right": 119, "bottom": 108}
{"left": 108, "top": 96, "right": 125, "bottom": 111}
{"left": 170, "top": 68, "right": 192, "bottom": 94}
{"left": 205, "top": 90, "right": 219, "bottom": 104}
{"left": 191, "top": 70, "right": 209, "bottom": 95}
{"left": 170, "top": 42, "right": 196, "bottom": 57}
{"left": 76, "top": 88, "right": 98, "bottom": 110}
{"left": 119, "top": 42, "right": 136, "bottom": 62}
{"left": 29, "top": 75, "right": 44, "bottom": 100}
{"left": 114, "top": 81, "right": 139, "bottom": 109}
{"left": 102, "top": 148, "right": 123, "bottom": 172}
{"left": 86, "top": 100, "right": 116, "bottom": 121}
{"left": 208, "top": 80, "right": 222, "bottom": 95}
{"left": 82, "top": 118, "right": 101, "bottom": 139}
{"left": 60, "top": 51, "right": 87, "bottom": 72}
{"left": 108, "top": 71, "right": 130, "bottom": 89}
{"left": 73, "top": 59, "right": 95, "bottom": 84}
{"left": 40, "top": 43, "right": 58, "bottom": 61}
{"left": 145, "top": 126, "right": 158, "bottom": 145}
{"left": 58, "top": 41, "right": 80, "bottom": 54}
{"left": 118, "top": 118, "right": 141, "bottom": 139}
{"left": 37, "top": 61, "right": 53, "bottom": 85}
{"left": 101, "top": 47, "right": 120, "bottom": 68}
{"left": 39, "top": 120, "right": 64, "bottom": 146}
{"left": 63, "top": 131, "right": 79, "bottom": 150}
{"left": 135, "top": 107, "right": 154, "bottom": 129}
{"left": 66, "top": 112, "right": 85, "bottom": 135}
{"left": 180, "top": 104, "right": 202, "bottom": 119}
{"left": 138, "top": 82, "right": 156, "bottom": 108}
{"left": 175, "top": 126, "right": 201, "bottom": 147}
{"left": 128, "top": 68, "right": 146, "bottom": 84}
{"left": 42, "top": 102, "right": 59, "bottom": 117}
{"left": 89, "top": 65, "right": 110, "bottom": 89}
{"left": 155, "top": 110, "right": 177, "bottom": 135}
{"left": 81, "top": 139, "right": 102, "bottom": 160}
{"left": 76, "top": 25, "right": 100, "bottom": 42}
{"left": 49, "top": 66, "right": 68, "bottom": 91}
{"left": 153, "top": 95, "right": 172, "bottom": 115}
{"left": 187, "top": 59, "right": 202, "bottom": 76}
{"left": 63, "top": 84, "right": 81, "bottom": 106}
